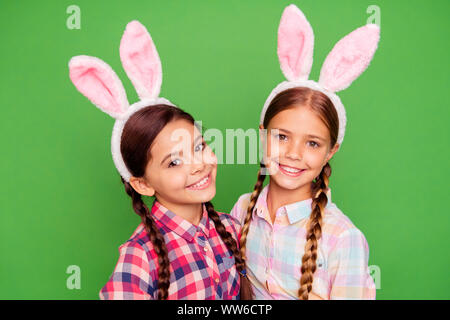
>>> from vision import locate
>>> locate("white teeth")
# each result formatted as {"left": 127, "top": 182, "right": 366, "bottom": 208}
{"left": 280, "top": 165, "right": 301, "bottom": 173}
{"left": 190, "top": 175, "right": 209, "bottom": 188}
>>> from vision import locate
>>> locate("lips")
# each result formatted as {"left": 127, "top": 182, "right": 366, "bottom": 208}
{"left": 276, "top": 162, "right": 306, "bottom": 177}
{"left": 186, "top": 173, "right": 211, "bottom": 190}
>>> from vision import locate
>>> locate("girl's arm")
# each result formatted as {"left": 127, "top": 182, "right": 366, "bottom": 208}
{"left": 328, "top": 228, "right": 376, "bottom": 300}
{"left": 99, "top": 240, "right": 155, "bottom": 300}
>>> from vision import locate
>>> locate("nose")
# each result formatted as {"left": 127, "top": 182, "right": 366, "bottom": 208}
{"left": 190, "top": 159, "right": 206, "bottom": 175}
{"left": 285, "top": 140, "right": 303, "bottom": 161}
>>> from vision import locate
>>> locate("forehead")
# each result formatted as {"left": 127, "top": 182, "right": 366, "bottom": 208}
{"left": 267, "top": 106, "right": 330, "bottom": 139}
{"left": 150, "top": 119, "right": 201, "bottom": 159}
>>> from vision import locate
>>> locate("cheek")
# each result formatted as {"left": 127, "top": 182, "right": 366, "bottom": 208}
{"left": 266, "top": 137, "right": 282, "bottom": 158}
{"left": 303, "top": 149, "right": 328, "bottom": 168}
{"left": 211, "top": 161, "right": 218, "bottom": 177}
{"left": 203, "top": 149, "right": 218, "bottom": 175}
{"left": 205, "top": 149, "right": 218, "bottom": 165}
{"left": 158, "top": 169, "right": 189, "bottom": 191}
{"left": 206, "top": 156, "right": 218, "bottom": 181}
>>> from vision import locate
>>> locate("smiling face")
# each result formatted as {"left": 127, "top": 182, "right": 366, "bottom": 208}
{"left": 130, "top": 119, "right": 218, "bottom": 209}
{"left": 262, "top": 105, "right": 339, "bottom": 198}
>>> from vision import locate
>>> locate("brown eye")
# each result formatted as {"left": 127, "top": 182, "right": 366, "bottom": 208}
{"left": 308, "top": 141, "right": 319, "bottom": 148}
{"left": 168, "top": 159, "right": 182, "bottom": 168}
{"left": 277, "top": 134, "right": 287, "bottom": 141}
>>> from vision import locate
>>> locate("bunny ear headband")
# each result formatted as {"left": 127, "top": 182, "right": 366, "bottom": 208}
{"left": 260, "top": 4, "right": 380, "bottom": 147}
{"left": 68, "top": 20, "right": 175, "bottom": 182}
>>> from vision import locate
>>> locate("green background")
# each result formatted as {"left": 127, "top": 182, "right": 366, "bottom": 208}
{"left": 1, "top": 0, "right": 449, "bottom": 299}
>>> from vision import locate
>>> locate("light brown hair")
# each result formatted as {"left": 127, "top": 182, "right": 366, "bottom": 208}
{"left": 239, "top": 87, "right": 339, "bottom": 299}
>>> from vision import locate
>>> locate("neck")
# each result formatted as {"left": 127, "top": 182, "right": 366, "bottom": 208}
{"left": 266, "top": 180, "right": 312, "bottom": 223}
{"left": 155, "top": 196, "right": 203, "bottom": 225}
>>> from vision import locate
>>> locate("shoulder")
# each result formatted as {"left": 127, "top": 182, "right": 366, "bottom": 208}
{"left": 215, "top": 211, "right": 241, "bottom": 241}
{"left": 126, "top": 223, "right": 150, "bottom": 248}
{"left": 99, "top": 224, "right": 157, "bottom": 300}
{"left": 322, "top": 202, "right": 370, "bottom": 251}
{"left": 323, "top": 202, "right": 357, "bottom": 233}
{"left": 119, "top": 223, "right": 159, "bottom": 267}
{"left": 229, "top": 192, "right": 253, "bottom": 225}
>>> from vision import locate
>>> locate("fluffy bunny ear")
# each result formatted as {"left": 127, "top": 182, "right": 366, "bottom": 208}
{"left": 120, "top": 20, "right": 162, "bottom": 100}
{"left": 277, "top": 4, "right": 314, "bottom": 81}
{"left": 318, "top": 24, "right": 380, "bottom": 92}
{"left": 69, "top": 55, "right": 129, "bottom": 119}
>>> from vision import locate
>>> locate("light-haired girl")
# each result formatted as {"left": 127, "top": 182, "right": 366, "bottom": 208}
{"left": 231, "top": 5, "right": 379, "bottom": 300}
{"left": 69, "top": 20, "right": 251, "bottom": 299}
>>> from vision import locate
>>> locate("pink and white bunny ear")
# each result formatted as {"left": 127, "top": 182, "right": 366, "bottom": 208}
{"left": 69, "top": 55, "right": 129, "bottom": 119}
{"left": 318, "top": 24, "right": 380, "bottom": 92}
{"left": 277, "top": 4, "right": 314, "bottom": 82}
{"left": 120, "top": 20, "right": 162, "bottom": 100}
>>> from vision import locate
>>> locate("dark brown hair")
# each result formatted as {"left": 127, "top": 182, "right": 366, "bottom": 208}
{"left": 120, "top": 104, "right": 251, "bottom": 299}
{"left": 239, "top": 87, "right": 339, "bottom": 300}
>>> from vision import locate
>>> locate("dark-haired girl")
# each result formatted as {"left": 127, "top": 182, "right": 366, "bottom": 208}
{"left": 68, "top": 20, "right": 251, "bottom": 299}
{"left": 99, "top": 105, "right": 247, "bottom": 299}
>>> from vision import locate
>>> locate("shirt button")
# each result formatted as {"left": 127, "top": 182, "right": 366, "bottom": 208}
{"left": 215, "top": 278, "right": 220, "bottom": 284}
{"left": 203, "top": 247, "right": 208, "bottom": 252}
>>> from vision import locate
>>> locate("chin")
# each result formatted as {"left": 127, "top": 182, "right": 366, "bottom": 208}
{"left": 205, "top": 186, "right": 217, "bottom": 201}
{"left": 271, "top": 174, "right": 309, "bottom": 191}
{"left": 186, "top": 186, "right": 216, "bottom": 204}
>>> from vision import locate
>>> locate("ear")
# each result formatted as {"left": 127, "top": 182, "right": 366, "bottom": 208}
{"left": 129, "top": 176, "right": 156, "bottom": 197}
{"left": 259, "top": 124, "right": 266, "bottom": 144}
{"left": 318, "top": 24, "right": 380, "bottom": 92}
{"left": 258, "top": 124, "right": 269, "bottom": 167}
{"left": 277, "top": 4, "right": 314, "bottom": 81}
{"left": 120, "top": 20, "right": 162, "bottom": 100}
{"left": 325, "top": 143, "right": 340, "bottom": 163}
{"left": 69, "top": 55, "right": 129, "bottom": 118}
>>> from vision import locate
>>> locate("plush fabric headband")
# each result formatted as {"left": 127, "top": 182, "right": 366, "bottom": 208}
{"left": 260, "top": 4, "right": 380, "bottom": 146}
{"left": 68, "top": 20, "right": 175, "bottom": 182}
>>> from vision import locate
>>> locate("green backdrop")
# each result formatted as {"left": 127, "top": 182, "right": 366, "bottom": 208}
{"left": 1, "top": 0, "right": 449, "bottom": 300}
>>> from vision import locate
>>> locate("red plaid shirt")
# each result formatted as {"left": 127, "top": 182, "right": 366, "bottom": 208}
{"left": 99, "top": 200, "right": 241, "bottom": 300}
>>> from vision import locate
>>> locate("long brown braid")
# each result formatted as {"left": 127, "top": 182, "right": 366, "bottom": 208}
{"left": 204, "top": 201, "right": 253, "bottom": 300}
{"left": 239, "top": 164, "right": 266, "bottom": 260}
{"left": 298, "top": 162, "right": 331, "bottom": 299}
{"left": 122, "top": 177, "right": 171, "bottom": 299}
{"left": 237, "top": 163, "right": 267, "bottom": 300}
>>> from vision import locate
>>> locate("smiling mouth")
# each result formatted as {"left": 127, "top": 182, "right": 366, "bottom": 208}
{"left": 186, "top": 173, "right": 211, "bottom": 190}
{"left": 276, "top": 162, "right": 306, "bottom": 177}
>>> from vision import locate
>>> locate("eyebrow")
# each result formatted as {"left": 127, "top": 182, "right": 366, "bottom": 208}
{"left": 272, "top": 128, "right": 292, "bottom": 134}
{"left": 160, "top": 134, "right": 203, "bottom": 165}
{"left": 271, "top": 128, "right": 326, "bottom": 141}
{"left": 306, "top": 134, "right": 326, "bottom": 141}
